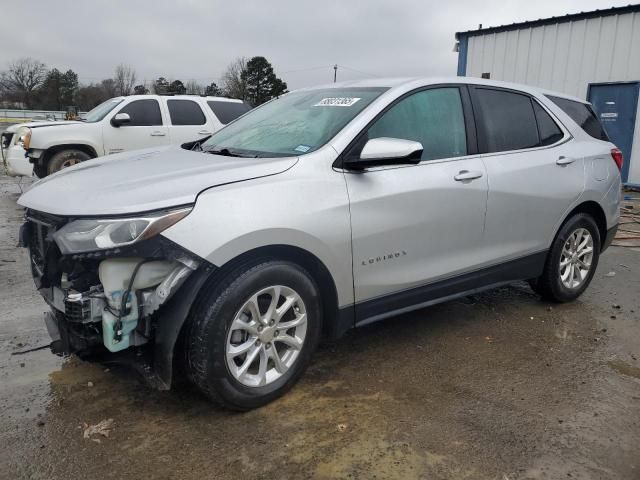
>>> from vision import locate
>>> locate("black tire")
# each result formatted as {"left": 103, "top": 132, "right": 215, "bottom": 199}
{"left": 530, "top": 213, "right": 601, "bottom": 302}
{"left": 187, "top": 260, "right": 322, "bottom": 410}
{"left": 33, "top": 164, "right": 47, "bottom": 179}
{"left": 47, "top": 149, "right": 91, "bottom": 175}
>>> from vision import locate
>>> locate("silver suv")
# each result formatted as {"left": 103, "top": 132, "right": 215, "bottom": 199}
{"left": 18, "top": 78, "right": 621, "bottom": 410}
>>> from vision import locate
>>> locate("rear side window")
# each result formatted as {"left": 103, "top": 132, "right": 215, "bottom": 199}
{"left": 167, "top": 100, "right": 206, "bottom": 126}
{"left": 473, "top": 88, "right": 539, "bottom": 153}
{"left": 365, "top": 87, "right": 467, "bottom": 161}
{"left": 546, "top": 95, "right": 609, "bottom": 141}
{"left": 118, "top": 99, "right": 162, "bottom": 126}
{"left": 532, "top": 101, "right": 564, "bottom": 146}
{"left": 207, "top": 101, "right": 252, "bottom": 124}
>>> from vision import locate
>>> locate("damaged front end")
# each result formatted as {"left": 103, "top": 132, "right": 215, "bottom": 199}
{"left": 20, "top": 207, "right": 212, "bottom": 389}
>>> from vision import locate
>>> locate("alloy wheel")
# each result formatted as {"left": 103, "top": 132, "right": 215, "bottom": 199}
{"left": 559, "top": 228, "right": 594, "bottom": 289}
{"left": 225, "top": 285, "right": 307, "bottom": 387}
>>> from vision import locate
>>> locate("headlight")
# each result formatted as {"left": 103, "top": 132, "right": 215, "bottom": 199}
{"left": 16, "top": 126, "right": 31, "bottom": 150}
{"left": 52, "top": 207, "right": 192, "bottom": 254}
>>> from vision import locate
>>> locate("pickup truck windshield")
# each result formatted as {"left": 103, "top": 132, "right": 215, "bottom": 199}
{"left": 201, "top": 87, "right": 388, "bottom": 157}
{"left": 84, "top": 98, "right": 124, "bottom": 123}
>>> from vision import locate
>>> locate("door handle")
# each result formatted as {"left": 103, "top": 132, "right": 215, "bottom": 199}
{"left": 150, "top": 131, "right": 166, "bottom": 137}
{"left": 198, "top": 130, "right": 212, "bottom": 135}
{"left": 454, "top": 170, "right": 483, "bottom": 181}
{"left": 556, "top": 156, "right": 575, "bottom": 165}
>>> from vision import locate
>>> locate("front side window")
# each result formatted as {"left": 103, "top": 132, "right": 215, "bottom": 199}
{"left": 207, "top": 101, "right": 252, "bottom": 125}
{"left": 474, "top": 88, "right": 539, "bottom": 153}
{"left": 363, "top": 87, "right": 467, "bottom": 161}
{"left": 117, "top": 99, "right": 162, "bottom": 126}
{"left": 547, "top": 95, "right": 609, "bottom": 141}
{"left": 168, "top": 100, "right": 206, "bottom": 126}
{"left": 201, "top": 87, "right": 387, "bottom": 157}
{"left": 84, "top": 98, "right": 123, "bottom": 123}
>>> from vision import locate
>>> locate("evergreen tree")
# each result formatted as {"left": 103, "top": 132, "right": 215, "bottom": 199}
{"left": 241, "top": 56, "right": 287, "bottom": 106}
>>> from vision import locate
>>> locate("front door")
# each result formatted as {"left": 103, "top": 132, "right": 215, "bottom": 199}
{"left": 589, "top": 82, "right": 640, "bottom": 183}
{"left": 103, "top": 98, "right": 170, "bottom": 155}
{"left": 342, "top": 86, "right": 488, "bottom": 319}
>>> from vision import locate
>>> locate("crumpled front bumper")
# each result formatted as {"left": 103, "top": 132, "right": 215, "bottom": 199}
{"left": 4, "top": 144, "right": 33, "bottom": 177}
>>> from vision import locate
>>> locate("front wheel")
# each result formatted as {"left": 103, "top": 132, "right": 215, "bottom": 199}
{"left": 530, "top": 213, "right": 601, "bottom": 302}
{"left": 47, "top": 149, "right": 91, "bottom": 175}
{"left": 187, "top": 260, "right": 322, "bottom": 410}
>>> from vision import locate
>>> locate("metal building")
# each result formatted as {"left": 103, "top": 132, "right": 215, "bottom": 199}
{"left": 455, "top": 4, "right": 640, "bottom": 186}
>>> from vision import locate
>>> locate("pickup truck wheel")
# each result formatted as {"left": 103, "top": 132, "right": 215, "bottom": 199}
{"left": 47, "top": 149, "right": 91, "bottom": 175}
{"left": 187, "top": 260, "right": 322, "bottom": 410}
{"left": 529, "top": 213, "right": 601, "bottom": 302}
{"left": 33, "top": 164, "right": 47, "bottom": 179}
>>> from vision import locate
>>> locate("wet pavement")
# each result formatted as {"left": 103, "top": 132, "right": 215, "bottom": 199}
{"left": 1, "top": 173, "right": 639, "bottom": 480}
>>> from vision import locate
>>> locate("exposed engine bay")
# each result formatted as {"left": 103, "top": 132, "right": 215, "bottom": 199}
{"left": 20, "top": 209, "right": 206, "bottom": 381}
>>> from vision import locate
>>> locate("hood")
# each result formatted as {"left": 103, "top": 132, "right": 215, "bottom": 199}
{"left": 18, "top": 146, "right": 298, "bottom": 216}
{"left": 15, "top": 120, "right": 83, "bottom": 129}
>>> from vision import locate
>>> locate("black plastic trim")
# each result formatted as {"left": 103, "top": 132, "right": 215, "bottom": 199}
{"left": 153, "top": 266, "right": 215, "bottom": 389}
{"left": 354, "top": 251, "right": 546, "bottom": 327}
{"left": 330, "top": 305, "right": 355, "bottom": 340}
{"left": 601, "top": 224, "right": 618, "bottom": 252}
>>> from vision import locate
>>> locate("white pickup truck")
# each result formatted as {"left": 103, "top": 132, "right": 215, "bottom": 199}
{"left": 2, "top": 95, "right": 251, "bottom": 177}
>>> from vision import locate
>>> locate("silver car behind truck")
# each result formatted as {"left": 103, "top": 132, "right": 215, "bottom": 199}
{"left": 17, "top": 77, "right": 621, "bottom": 410}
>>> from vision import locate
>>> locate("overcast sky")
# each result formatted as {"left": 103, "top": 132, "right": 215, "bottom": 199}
{"left": 1, "top": 0, "right": 633, "bottom": 90}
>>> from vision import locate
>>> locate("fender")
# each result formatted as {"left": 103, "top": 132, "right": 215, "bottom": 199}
{"left": 28, "top": 122, "right": 104, "bottom": 156}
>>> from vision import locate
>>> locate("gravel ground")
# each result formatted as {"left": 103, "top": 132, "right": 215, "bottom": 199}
{"left": 0, "top": 173, "right": 639, "bottom": 480}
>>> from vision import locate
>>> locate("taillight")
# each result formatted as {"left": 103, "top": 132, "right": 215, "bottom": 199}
{"left": 611, "top": 148, "right": 623, "bottom": 171}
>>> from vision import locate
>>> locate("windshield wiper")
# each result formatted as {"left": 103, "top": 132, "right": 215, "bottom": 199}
{"left": 204, "top": 148, "right": 256, "bottom": 158}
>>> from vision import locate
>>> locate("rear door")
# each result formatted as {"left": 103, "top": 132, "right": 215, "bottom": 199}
{"left": 343, "top": 86, "right": 489, "bottom": 313}
{"left": 470, "top": 87, "right": 584, "bottom": 262}
{"left": 102, "top": 99, "right": 170, "bottom": 154}
{"left": 166, "top": 98, "right": 216, "bottom": 144}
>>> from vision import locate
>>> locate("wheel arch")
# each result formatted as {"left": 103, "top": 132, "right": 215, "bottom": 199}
{"left": 41, "top": 144, "right": 98, "bottom": 166}
{"left": 559, "top": 201, "right": 607, "bottom": 250}
{"left": 207, "top": 244, "right": 343, "bottom": 340}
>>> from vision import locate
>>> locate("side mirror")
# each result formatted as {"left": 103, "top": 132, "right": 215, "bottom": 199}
{"left": 111, "top": 112, "right": 131, "bottom": 127}
{"left": 343, "top": 137, "right": 423, "bottom": 170}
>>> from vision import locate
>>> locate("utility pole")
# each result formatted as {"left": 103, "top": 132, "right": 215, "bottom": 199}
{"left": 333, "top": 64, "right": 338, "bottom": 83}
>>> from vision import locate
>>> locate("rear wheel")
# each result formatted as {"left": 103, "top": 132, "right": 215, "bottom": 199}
{"left": 187, "top": 260, "right": 322, "bottom": 410}
{"left": 530, "top": 213, "right": 601, "bottom": 302}
{"left": 47, "top": 149, "right": 91, "bottom": 175}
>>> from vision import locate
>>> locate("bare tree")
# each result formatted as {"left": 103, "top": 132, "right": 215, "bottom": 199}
{"left": 0, "top": 57, "right": 47, "bottom": 108}
{"left": 221, "top": 57, "right": 247, "bottom": 100}
{"left": 185, "top": 79, "right": 203, "bottom": 95}
{"left": 114, "top": 63, "right": 136, "bottom": 96}
{"left": 101, "top": 78, "right": 118, "bottom": 98}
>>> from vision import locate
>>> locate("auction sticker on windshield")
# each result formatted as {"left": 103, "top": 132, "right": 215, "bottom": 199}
{"left": 314, "top": 97, "right": 361, "bottom": 107}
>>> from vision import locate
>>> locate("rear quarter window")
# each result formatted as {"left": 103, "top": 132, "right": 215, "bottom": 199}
{"left": 532, "top": 101, "right": 564, "bottom": 146}
{"left": 207, "top": 101, "right": 252, "bottom": 124}
{"left": 546, "top": 95, "right": 609, "bottom": 141}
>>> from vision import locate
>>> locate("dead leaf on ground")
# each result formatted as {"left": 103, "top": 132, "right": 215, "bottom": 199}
{"left": 82, "top": 418, "right": 114, "bottom": 440}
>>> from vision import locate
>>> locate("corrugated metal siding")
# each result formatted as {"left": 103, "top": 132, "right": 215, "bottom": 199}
{"left": 464, "top": 11, "right": 640, "bottom": 98}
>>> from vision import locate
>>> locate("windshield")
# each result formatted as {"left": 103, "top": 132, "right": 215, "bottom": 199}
{"left": 84, "top": 98, "right": 124, "bottom": 123}
{"left": 201, "top": 87, "right": 388, "bottom": 157}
